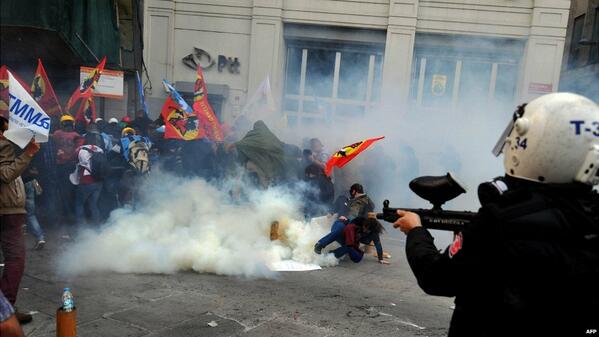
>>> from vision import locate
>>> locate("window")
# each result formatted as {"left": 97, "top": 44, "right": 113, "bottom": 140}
{"left": 411, "top": 35, "right": 523, "bottom": 112}
{"left": 283, "top": 43, "right": 383, "bottom": 127}
{"left": 569, "top": 14, "right": 586, "bottom": 69}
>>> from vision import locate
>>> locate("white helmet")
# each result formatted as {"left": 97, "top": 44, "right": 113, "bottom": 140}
{"left": 494, "top": 92, "right": 599, "bottom": 185}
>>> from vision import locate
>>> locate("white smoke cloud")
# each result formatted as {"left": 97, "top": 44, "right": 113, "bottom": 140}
{"left": 58, "top": 171, "right": 338, "bottom": 278}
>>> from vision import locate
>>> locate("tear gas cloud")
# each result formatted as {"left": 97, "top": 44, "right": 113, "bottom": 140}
{"left": 59, "top": 171, "right": 338, "bottom": 277}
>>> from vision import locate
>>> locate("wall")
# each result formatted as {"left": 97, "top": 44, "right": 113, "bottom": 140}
{"left": 143, "top": 0, "right": 570, "bottom": 121}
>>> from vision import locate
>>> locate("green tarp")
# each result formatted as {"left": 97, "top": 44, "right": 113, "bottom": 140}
{"left": 0, "top": 0, "right": 120, "bottom": 65}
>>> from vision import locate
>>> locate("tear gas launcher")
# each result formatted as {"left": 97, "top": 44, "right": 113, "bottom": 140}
{"left": 376, "top": 173, "right": 478, "bottom": 232}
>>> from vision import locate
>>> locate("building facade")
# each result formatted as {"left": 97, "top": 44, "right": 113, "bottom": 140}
{"left": 560, "top": 0, "right": 599, "bottom": 99}
{"left": 143, "top": 0, "right": 570, "bottom": 125}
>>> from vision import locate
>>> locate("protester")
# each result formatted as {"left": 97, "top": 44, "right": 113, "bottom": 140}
{"left": 21, "top": 164, "right": 45, "bottom": 249}
{"left": 131, "top": 109, "right": 151, "bottom": 136}
{"left": 105, "top": 117, "right": 121, "bottom": 140}
{"left": 347, "top": 183, "right": 375, "bottom": 219}
{"left": 0, "top": 116, "right": 40, "bottom": 324}
{"left": 303, "top": 163, "right": 334, "bottom": 218}
{"left": 314, "top": 217, "right": 388, "bottom": 264}
{"left": 50, "top": 115, "right": 82, "bottom": 223}
{"left": 70, "top": 132, "right": 105, "bottom": 225}
{"left": 309, "top": 138, "right": 328, "bottom": 170}
{"left": 0, "top": 290, "right": 24, "bottom": 337}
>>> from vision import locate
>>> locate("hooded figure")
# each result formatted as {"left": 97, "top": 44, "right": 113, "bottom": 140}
{"left": 235, "top": 121, "right": 298, "bottom": 188}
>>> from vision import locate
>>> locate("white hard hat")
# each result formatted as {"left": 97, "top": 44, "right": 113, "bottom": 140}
{"left": 108, "top": 118, "right": 118, "bottom": 124}
{"left": 95, "top": 117, "right": 103, "bottom": 123}
{"left": 496, "top": 92, "right": 599, "bottom": 185}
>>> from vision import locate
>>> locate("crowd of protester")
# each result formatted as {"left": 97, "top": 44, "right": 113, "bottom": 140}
{"left": 1, "top": 111, "right": 389, "bottom": 328}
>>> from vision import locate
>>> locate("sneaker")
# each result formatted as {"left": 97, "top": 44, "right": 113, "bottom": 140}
{"left": 35, "top": 240, "right": 46, "bottom": 250}
{"left": 314, "top": 243, "right": 323, "bottom": 255}
{"left": 15, "top": 309, "right": 33, "bottom": 324}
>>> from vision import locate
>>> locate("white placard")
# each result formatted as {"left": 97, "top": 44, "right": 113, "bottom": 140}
{"left": 4, "top": 71, "right": 50, "bottom": 148}
{"left": 80, "top": 67, "right": 124, "bottom": 99}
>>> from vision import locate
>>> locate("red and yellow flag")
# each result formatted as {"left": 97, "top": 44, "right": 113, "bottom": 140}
{"left": 75, "top": 96, "right": 97, "bottom": 124}
{"left": 66, "top": 57, "right": 106, "bottom": 112}
{"left": 161, "top": 96, "right": 205, "bottom": 140}
{"left": 325, "top": 136, "right": 385, "bottom": 176}
{"left": 31, "top": 59, "right": 63, "bottom": 116}
{"left": 193, "top": 65, "right": 223, "bottom": 142}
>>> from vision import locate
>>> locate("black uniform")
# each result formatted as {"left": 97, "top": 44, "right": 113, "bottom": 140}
{"left": 406, "top": 177, "right": 599, "bottom": 336}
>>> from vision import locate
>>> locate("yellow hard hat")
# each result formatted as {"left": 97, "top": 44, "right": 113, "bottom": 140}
{"left": 60, "top": 115, "right": 75, "bottom": 123}
{"left": 121, "top": 127, "right": 136, "bottom": 136}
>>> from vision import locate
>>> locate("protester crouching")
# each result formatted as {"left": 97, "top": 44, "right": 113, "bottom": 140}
{"left": 314, "top": 217, "right": 388, "bottom": 264}
{"left": 0, "top": 115, "right": 40, "bottom": 324}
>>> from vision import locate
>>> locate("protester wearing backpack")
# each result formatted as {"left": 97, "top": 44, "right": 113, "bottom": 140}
{"left": 69, "top": 133, "right": 107, "bottom": 226}
{"left": 118, "top": 128, "right": 151, "bottom": 207}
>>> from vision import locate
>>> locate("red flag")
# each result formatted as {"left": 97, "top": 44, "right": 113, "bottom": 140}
{"left": 0, "top": 65, "right": 31, "bottom": 119}
{"left": 66, "top": 57, "right": 106, "bottom": 111}
{"left": 325, "top": 136, "right": 385, "bottom": 176}
{"left": 75, "top": 96, "right": 96, "bottom": 124}
{"left": 193, "top": 65, "right": 223, "bottom": 142}
{"left": 161, "top": 96, "right": 205, "bottom": 140}
{"left": 31, "top": 59, "right": 63, "bottom": 116}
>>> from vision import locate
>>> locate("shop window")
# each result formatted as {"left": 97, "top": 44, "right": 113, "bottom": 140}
{"left": 283, "top": 43, "right": 383, "bottom": 126}
{"left": 411, "top": 35, "right": 522, "bottom": 112}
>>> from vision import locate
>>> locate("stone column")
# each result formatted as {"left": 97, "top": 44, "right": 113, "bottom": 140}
{"left": 519, "top": 0, "right": 570, "bottom": 102}
{"left": 247, "top": 0, "right": 285, "bottom": 107}
{"left": 381, "top": 0, "right": 419, "bottom": 112}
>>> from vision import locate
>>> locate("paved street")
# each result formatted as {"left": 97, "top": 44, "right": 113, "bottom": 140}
{"left": 15, "top": 231, "right": 453, "bottom": 337}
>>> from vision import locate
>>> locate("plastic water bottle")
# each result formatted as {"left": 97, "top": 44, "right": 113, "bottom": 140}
{"left": 62, "top": 288, "right": 74, "bottom": 312}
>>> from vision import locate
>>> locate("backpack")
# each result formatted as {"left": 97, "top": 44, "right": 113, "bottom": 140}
{"left": 127, "top": 140, "right": 150, "bottom": 174}
{"left": 83, "top": 147, "right": 110, "bottom": 181}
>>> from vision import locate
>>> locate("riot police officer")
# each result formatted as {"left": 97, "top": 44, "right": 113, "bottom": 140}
{"left": 394, "top": 93, "right": 599, "bottom": 336}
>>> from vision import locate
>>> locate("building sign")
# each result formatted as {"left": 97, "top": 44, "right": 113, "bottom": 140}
{"left": 80, "top": 67, "right": 124, "bottom": 99}
{"left": 182, "top": 47, "right": 240, "bottom": 74}
{"left": 528, "top": 82, "right": 553, "bottom": 94}
{"left": 432, "top": 74, "right": 448, "bottom": 96}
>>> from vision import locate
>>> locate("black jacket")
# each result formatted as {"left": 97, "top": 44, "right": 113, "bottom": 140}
{"left": 406, "top": 179, "right": 599, "bottom": 336}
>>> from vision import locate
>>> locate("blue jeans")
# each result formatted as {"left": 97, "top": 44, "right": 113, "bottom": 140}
{"left": 74, "top": 183, "right": 102, "bottom": 225}
{"left": 332, "top": 246, "right": 363, "bottom": 262}
{"left": 318, "top": 220, "right": 347, "bottom": 247}
{"left": 24, "top": 181, "right": 44, "bottom": 241}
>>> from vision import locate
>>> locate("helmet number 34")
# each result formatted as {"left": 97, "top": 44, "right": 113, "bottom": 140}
{"left": 515, "top": 137, "right": 528, "bottom": 150}
{"left": 570, "top": 120, "right": 599, "bottom": 137}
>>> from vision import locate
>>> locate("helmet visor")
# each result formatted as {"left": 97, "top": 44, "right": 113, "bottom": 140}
{"left": 492, "top": 118, "right": 514, "bottom": 157}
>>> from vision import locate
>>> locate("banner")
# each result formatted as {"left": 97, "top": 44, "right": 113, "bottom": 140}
{"left": 136, "top": 71, "right": 148, "bottom": 118}
{"left": 241, "top": 76, "right": 276, "bottom": 116}
{"left": 325, "top": 136, "right": 385, "bottom": 176}
{"left": 1, "top": 66, "right": 31, "bottom": 119}
{"left": 66, "top": 57, "right": 106, "bottom": 111}
{"left": 31, "top": 59, "right": 63, "bottom": 116}
{"left": 193, "top": 65, "right": 223, "bottom": 142}
{"left": 80, "top": 66, "right": 123, "bottom": 99}
{"left": 4, "top": 71, "right": 51, "bottom": 148}
{"left": 161, "top": 96, "right": 205, "bottom": 141}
